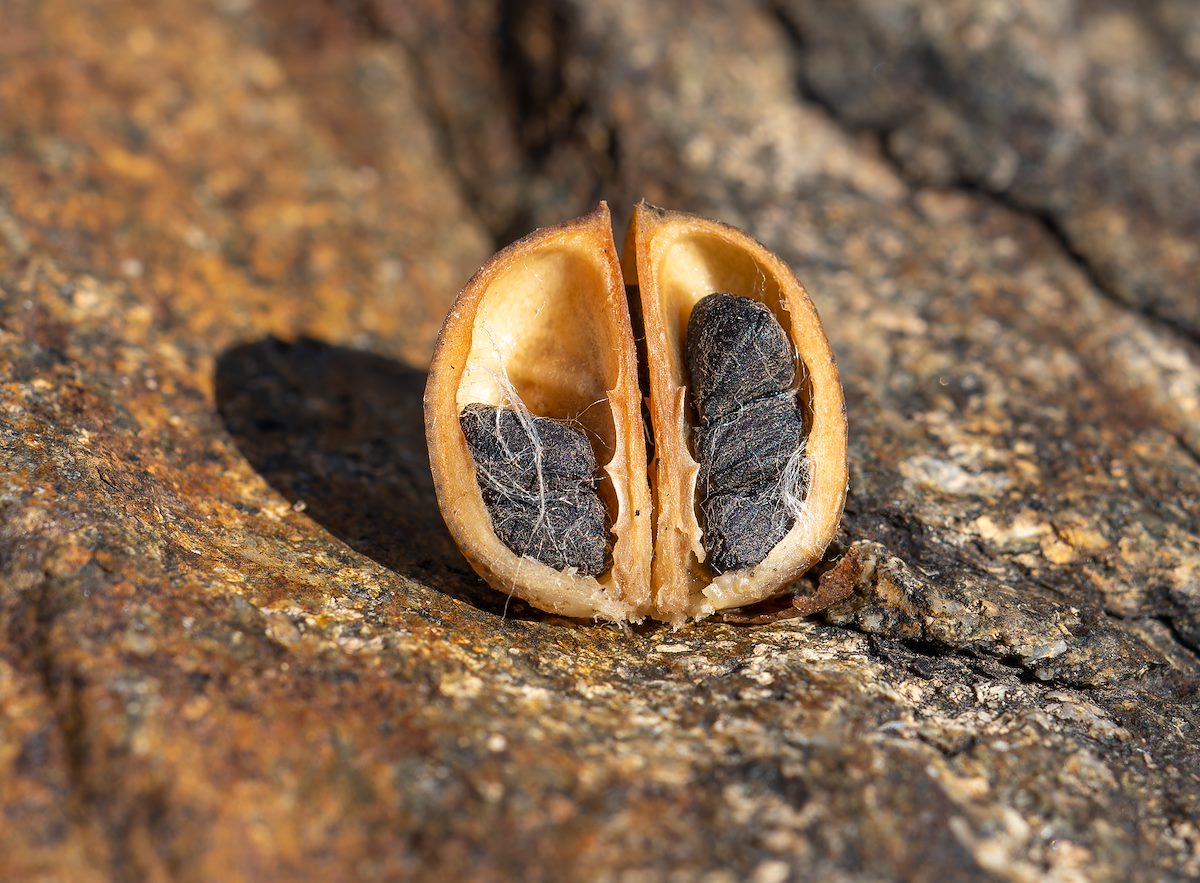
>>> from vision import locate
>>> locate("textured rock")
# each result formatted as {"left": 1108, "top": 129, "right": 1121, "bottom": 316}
{"left": 776, "top": 0, "right": 1200, "bottom": 339}
{"left": 1, "top": 0, "right": 1199, "bottom": 880}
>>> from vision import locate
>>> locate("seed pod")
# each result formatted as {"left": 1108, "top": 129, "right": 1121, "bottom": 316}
{"left": 426, "top": 201, "right": 848, "bottom": 623}
{"left": 425, "top": 204, "right": 653, "bottom": 620}
{"left": 624, "top": 202, "right": 847, "bottom": 621}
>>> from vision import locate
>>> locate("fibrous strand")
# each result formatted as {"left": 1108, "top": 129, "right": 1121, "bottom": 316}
{"left": 687, "top": 293, "right": 805, "bottom": 572}
{"left": 487, "top": 489, "right": 607, "bottom": 575}
{"left": 460, "top": 403, "right": 608, "bottom": 575}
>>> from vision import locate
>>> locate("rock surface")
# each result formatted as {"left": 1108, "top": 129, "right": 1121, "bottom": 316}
{"left": 2, "top": 0, "right": 1198, "bottom": 880}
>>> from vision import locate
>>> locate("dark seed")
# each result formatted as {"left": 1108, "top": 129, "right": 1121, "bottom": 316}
{"left": 700, "top": 486, "right": 794, "bottom": 573}
{"left": 460, "top": 403, "right": 597, "bottom": 496}
{"left": 696, "top": 392, "right": 802, "bottom": 497}
{"left": 687, "top": 293, "right": 805, "bottom": 573}
{"left": 486, "top": 485, "right": 608, "bottom": 575}
{"left": 460, "top": 404, "right": 608, "bottom": 575}
{"left": 686, "top": 292, "right": 794, "bottom": 422}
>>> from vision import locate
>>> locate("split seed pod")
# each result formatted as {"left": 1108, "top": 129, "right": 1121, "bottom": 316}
{"left": 425, "top": 202, "right": 847, "bottom": 624}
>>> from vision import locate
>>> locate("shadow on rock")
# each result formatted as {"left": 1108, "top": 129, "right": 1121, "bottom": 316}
{"left": 214, "top": 337, "right": 503, "bottom": 611}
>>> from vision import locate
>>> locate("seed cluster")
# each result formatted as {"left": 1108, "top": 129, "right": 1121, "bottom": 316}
{"left": 459, "top": 403, "right": 608, "bottom": 575}
{"left": 687, "top": 293, "right": 803, "bottom": 572}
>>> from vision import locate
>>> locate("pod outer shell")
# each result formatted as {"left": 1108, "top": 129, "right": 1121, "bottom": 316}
{"left": 424, "top": 202, "right": 653, "bottom": 621}
{"left": 624, "top": 201, "right": 848, "bottom": 621}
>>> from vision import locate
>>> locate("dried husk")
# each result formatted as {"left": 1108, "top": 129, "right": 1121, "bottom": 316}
{"left": 424, "top": 203, "right": 653, "bottom": 620}
{"left": 623, "top": 202, "right": 848, "bottom": 623}
{"left": 426, "top": 201, "right": 847, "bottom": 623}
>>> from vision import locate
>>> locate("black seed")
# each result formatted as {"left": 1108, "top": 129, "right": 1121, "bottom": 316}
{"left": 485, "top": 486, "right": 608, "bottom": 576}
{"left": 460, "top": 404, "right": 608, "bottom": 576}
{"left": 460, "top": 403, "right": 597, "bottom": 496}
{"left": 686, "top": 293, "right": 806, "bottom": 573}
{"left": 696, "top": 392, "right": 802, "bottom": 497}
{"left": 700, "top": 486, "right": 794, "bottom": 573}
{"left": 686, "top": 292, "right": 795, "bottom": 422}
